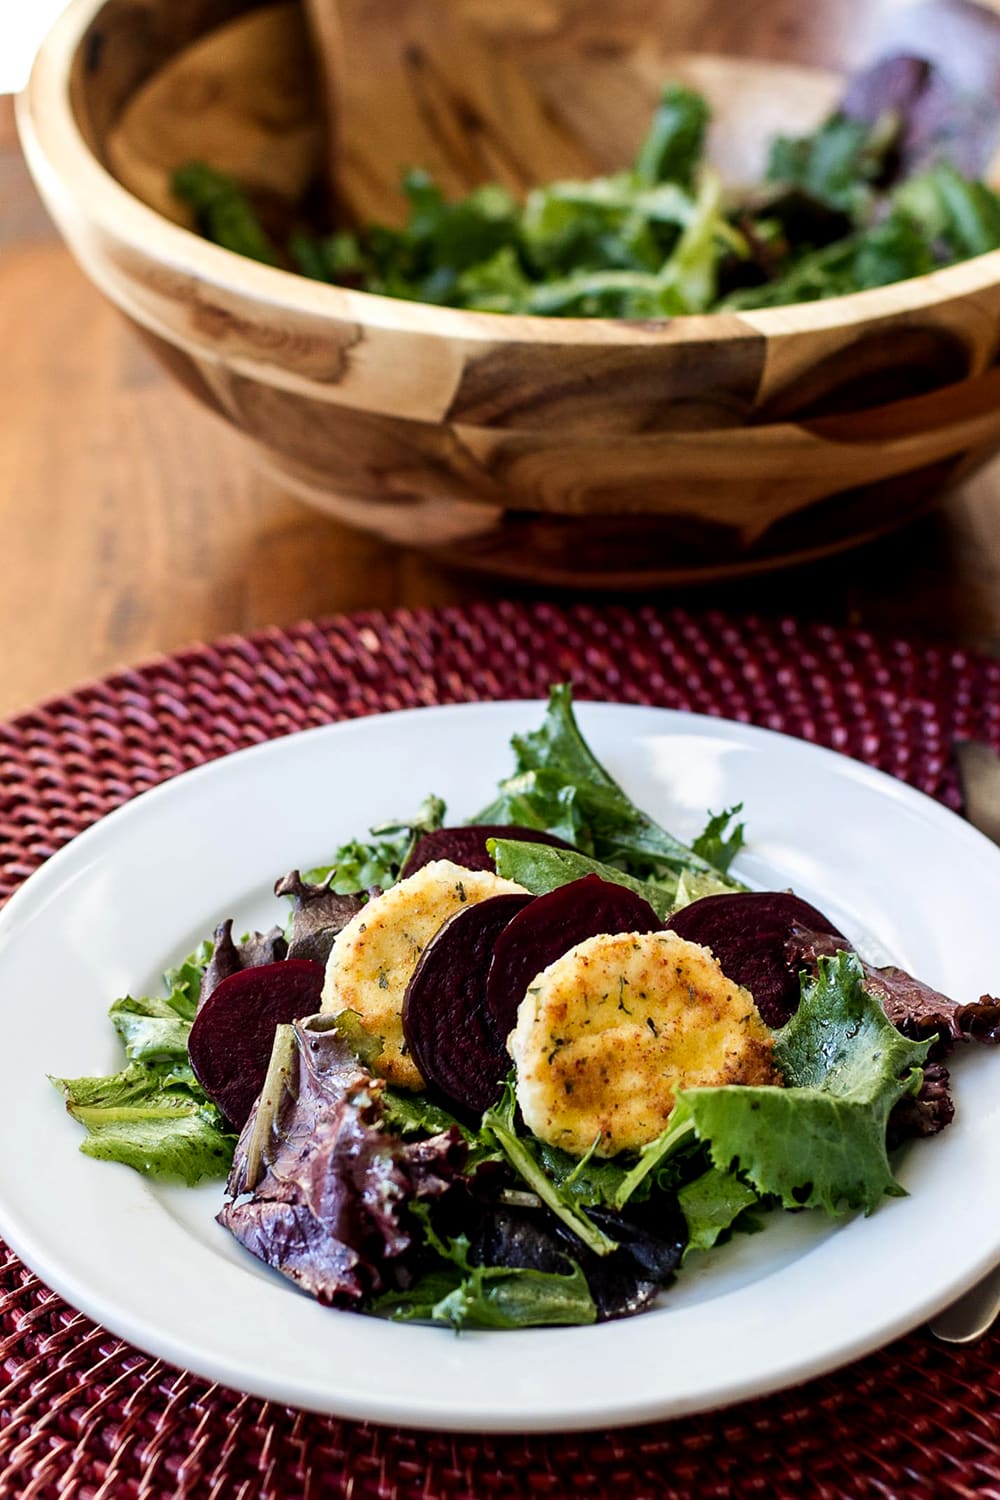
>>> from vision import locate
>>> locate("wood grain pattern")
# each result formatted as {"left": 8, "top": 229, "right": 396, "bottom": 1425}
{"left": 304, "top": 0, "right": 854, "bottom": 223}
{"left": 106, "top": 5, "right": 322, "bottom": 226}
{"left": 18, "top": 0, "right": 1000, "bottom": 591}
{"left": 10, "top": 89, "right": 1000, "bottom": 726}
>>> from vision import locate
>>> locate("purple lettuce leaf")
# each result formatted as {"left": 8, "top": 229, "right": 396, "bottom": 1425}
{"left": 841, "top": 54, "right": 1000, "bottom": 182}
{"left": 273, "top": 870, "right": 367, "bottom": 966}
{"left": 786, "top": 926, "right": 1000, "bottom": 1054}
{"left": 219, "top": 1019, "right": 466, "bottom": 1307}
{"left": 887, "top": 1060, "right": 954, "bottom": 1145}
{"left": 198, "top": 918, "right": 287, "bottom": 1011}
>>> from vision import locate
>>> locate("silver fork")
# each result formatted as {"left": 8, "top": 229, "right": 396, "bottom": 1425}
{"left": 928, "top": 741, "right": 1000, "bottom": 1343}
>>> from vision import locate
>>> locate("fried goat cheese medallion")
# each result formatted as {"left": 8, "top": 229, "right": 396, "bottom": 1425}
{"left": 321, "top": 859, "right": 527, "bottom": 1090}
{"left": 509, "top": 929, "right": 779, "bottom": 1158}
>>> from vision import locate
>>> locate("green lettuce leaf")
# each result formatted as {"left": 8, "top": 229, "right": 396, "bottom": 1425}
{"left": 380, "top": 1087, "right": 467, "bottom": 1138}
{"left": 481, "top": 1084, "right": 619, "bottom": 1256}
{"left": 634, "top": 84, "right": 711, "bottom": 189}
{"left": 477, "top": 685, "right": 745, "bottom": 886}
{"left": 110, "top": 995, "right": 193, "bottom": 1067}
{"left": 895, "top": 161, "right": 1000, "bottom": 258}
{"left": 691, "top": 804, "right": 745, "bottom": 875}
{"left": 424, "top": 1258, "right": 596, "bottom": 1329}
{"left": 172, "top": 162, "right": 279, "bottom": 266}
{"left": 51, "top": 1063, "right": 235, "bottom": 1186}
{"left": 54, "top": 941, "right": 234, "bottom": 1184}
{"left": 109, "top": 939, "right": 212, "bottom": 1064}
{"left": 489, "top": 838, "right": 678, "bottom": 919}
{"left": 535, "top": 1134, "right": 635, "bottom": 1208}
{"left": 765, "top": 114, "right": 886, "bottom": 214}
{"left": 677, "top": 1166, "right": 760, "bottom": 1256}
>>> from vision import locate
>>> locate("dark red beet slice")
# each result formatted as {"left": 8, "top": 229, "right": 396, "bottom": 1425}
{"left": 400, "top": 825, "right": 575, "bottom": 879}
{"left": 402, "top": 893, "right": 533, "bottom": 1116}
{"left": 188, "top": 959, "right": 324, "bottom": 1130}
{"left": 486, "top": 875, "right": 661, "bottom": 1040}
{"left": 665, "top": 892, "right": 843, "bottom": 1028}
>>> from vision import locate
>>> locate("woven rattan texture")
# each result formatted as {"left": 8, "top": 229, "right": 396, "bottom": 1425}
{"left": 2, "top": 602, "right": 1000, "bottom": 1500}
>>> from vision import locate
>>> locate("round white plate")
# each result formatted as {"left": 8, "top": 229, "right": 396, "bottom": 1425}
{"left": 1, "top": 701, "right": 999, "bottom": 1433}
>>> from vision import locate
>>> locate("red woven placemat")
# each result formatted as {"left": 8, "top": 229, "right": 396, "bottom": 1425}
{"left": 2, "top": 601, "right": 1000, "bottom": 1500}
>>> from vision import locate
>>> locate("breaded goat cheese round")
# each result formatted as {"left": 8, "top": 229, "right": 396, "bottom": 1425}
{"left": 508, "top": 929, "right": 779, "bottom": 1157}
{"left": 322, "top": 859, "right": 526, "bottom": 1090}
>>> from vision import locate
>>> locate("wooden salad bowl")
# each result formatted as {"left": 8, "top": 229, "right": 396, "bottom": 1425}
{"left": 19, "top": 0, "right": 1000, "bottom": 587}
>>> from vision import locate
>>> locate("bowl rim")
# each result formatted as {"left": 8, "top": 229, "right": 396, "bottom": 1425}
{"left": 21, "top": 0, "right": 1000, "bottom": 349}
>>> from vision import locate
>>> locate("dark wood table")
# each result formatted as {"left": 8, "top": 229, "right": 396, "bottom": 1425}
{"left": 4, "top": 92, "right": 1000, "bottom": 724}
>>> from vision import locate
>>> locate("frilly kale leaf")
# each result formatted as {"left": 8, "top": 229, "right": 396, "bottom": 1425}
{"left": 664, "top": 951, "right": 931, "bottom": 1216}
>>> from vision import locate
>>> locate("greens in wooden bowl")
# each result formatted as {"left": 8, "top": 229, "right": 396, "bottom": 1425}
{"left": 175, "top": 55, "right": 1000, "bottom": 317}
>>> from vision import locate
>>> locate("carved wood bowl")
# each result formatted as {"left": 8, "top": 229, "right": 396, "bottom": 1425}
{"left": 19, "top": 0, "right": 1000, "bottom": 586}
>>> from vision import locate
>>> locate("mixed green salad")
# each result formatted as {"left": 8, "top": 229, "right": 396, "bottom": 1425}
{"left": 54, "top": 688, "right": 1000, "bottom": 1329}
{"left": 173, "top": 54, "right": 1000, "bottom": 317}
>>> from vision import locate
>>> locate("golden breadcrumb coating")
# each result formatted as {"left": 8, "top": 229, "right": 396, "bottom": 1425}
{"left": 509, "top": 929, "right": 779, "bottom": 1156}
{"left": 322, "top": 859, "right": 526, "bottom": 1089}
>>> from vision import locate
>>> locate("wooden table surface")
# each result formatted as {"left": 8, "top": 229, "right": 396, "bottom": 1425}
{"left": 4, "top": 91, "right": 1000, "bottom": 724}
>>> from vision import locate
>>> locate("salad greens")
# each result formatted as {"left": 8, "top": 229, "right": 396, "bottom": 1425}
{"left": 56, "top": 685, "right": 736, "bottom": 1187}
{"left": 52, "top": 1059, "right": 234, "bottom": 1186}
{"left": 373, "top": 1202, "right": 598, "bottom": 1329}
{"left": 54, "top": 683, "right": 952, "bottom": 1329}
{"left": 173, "top": 57, "right": 1000, "bottom": 316}
{"left": 305, "top": 793, "right": 446, "bottom": 891}
{"left": 489, "top": 838, "right": 736, "bottom": 920}
{"left": 677, "top": 1167, "right": 762, "bottom": 1258}
{"left": 475, "top": 684, "right": 744, "bottom": 883}
{"left": 52, "top": 941, "right": 236, "bottom": 1185}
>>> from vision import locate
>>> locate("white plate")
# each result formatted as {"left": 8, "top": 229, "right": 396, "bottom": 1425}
{"left": 1, "top": 701, "right": 1000, "bottom": 1433}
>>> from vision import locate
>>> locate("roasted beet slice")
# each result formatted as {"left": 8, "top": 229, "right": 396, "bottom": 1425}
{"left": 401, "top": 824, "right": 575, "bottom": 879}
{"left": 401, "top": 892, "right": 533, "bottom": 1115}
{"left": 188, "top": 959, "right": 324, "bottom": 1130}
{"left": 664, "top": 891, "right": 843, "bottom": 1028}
{"left": 486, "top": 875, "right": 661, "bottom": 1040}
